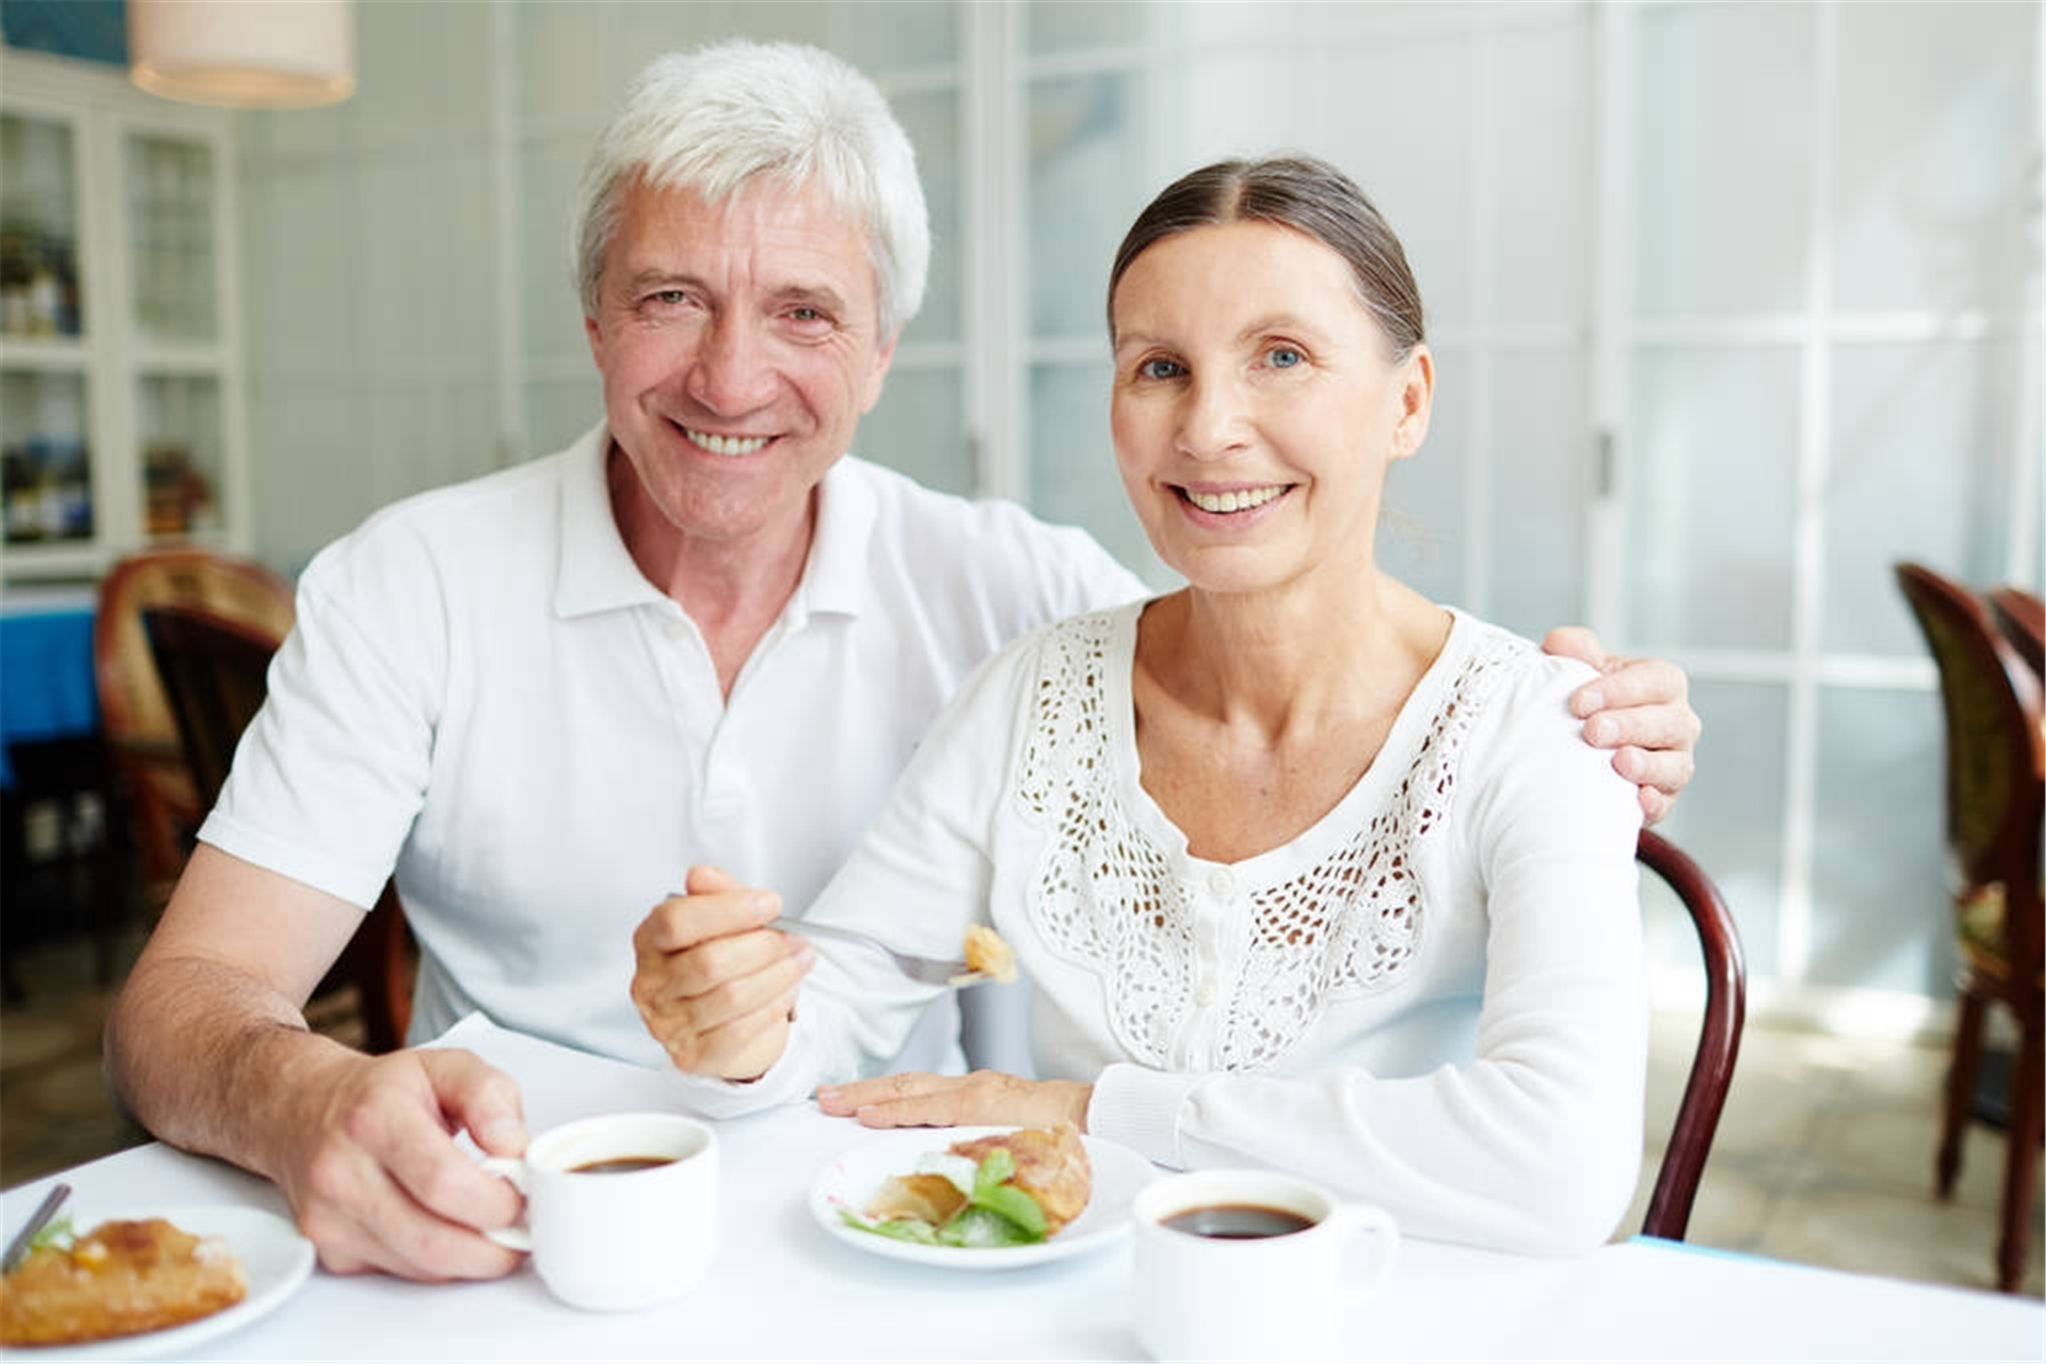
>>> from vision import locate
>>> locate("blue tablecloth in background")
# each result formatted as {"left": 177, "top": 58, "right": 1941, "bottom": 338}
{"left": 0, "top": 595, "right": 100, "bottom": 789}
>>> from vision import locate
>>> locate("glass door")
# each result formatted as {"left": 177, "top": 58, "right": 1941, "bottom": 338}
{"left": 1599, "top": 0, "right": 2042, "bottom": 1012}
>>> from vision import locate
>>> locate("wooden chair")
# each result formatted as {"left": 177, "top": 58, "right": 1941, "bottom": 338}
{"left": 1638, "top": 827, "right": 1747, "bottom": 1241}
{"left": 93, "top": 547, "right": 297, "bottom": 917}
{"left": 1894, "top": 561, "right": 2044, "bottom": 1293}
{"left": 1987, "top": 585, "right": 2043, "bottom": 679}
{"left": 139, "top": 601, "right": 415, "bottom": 1055}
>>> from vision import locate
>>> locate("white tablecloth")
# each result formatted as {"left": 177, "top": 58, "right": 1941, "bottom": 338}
{"left": 3, "top": 1014, "right": 2039, "bottom": 1360}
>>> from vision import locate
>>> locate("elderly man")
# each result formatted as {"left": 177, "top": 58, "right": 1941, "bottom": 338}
{"left": 105, "top": 38, "right": 1699, "bottom": 1284}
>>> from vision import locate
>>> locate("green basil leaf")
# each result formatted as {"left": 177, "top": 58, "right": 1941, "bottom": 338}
{"left": 839, "top": 1211, "right": 940, "bottom": 1245}
{"left": 27, "top": 1215, "right": 73, "bottom": 1254}
{"left": 937, "top": 1205, "right": 1040, "bottom": 1248}
{"left": 973, "top": 1182, "right": 1047, "bottom": 1237}
{"left": 972, "top": 1147, "right": 1016, "bottom": 1198}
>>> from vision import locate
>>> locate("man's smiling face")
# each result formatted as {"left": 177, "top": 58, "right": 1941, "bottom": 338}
{"left": 584, "top": 175, "right": 896, "bottom": 556}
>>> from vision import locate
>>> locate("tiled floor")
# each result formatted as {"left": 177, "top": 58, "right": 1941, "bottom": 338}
{"left": 2, "top": 922, "right": 2040, "bottom": 1299}
{"left": 1623, "top": 999, "right": 2043, "bottom": 1297}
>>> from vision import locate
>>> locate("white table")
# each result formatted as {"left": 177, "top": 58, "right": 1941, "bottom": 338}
{"left": 4, "top": 1015, "right": 2040, "bottom": 1360}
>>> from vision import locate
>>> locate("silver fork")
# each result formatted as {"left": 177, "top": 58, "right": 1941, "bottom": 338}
{"left": 768, "top": 917, "right": 990, "bottom": 987}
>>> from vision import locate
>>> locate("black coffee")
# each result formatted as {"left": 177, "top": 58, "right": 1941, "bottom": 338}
{"left": 568, "top": 1155, "right": 674, "bottom": 1175}
{"left": 1161, "top": 1203, "right": 1316, "bottom": 1239}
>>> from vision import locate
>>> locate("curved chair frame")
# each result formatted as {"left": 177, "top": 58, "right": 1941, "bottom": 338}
{"left": 1638, "top": 828, "right": 1747, "bottom": 1242}
{"left": 1986, "top": 584, "right": 2043, "bottom": 679}
{"left": 1894, "top": 561, "right": 2044, "bottom": 1293}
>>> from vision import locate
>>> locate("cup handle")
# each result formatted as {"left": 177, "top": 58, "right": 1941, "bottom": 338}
{"left": 1333, "top": 1203, "right": 1400, "bottom": 1309}
{"left": 478, "top": 1155, "right": 533, "bottom": 1252}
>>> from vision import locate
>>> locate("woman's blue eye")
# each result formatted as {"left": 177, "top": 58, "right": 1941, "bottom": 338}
{"left": 1140, "top": 358, "right": 1184, "bottom": 380}
{"left": 1269, "top": 346, "right": 1303, "bottom": 368}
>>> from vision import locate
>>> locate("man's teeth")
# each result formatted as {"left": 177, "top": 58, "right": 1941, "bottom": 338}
{"left": 686, "top": 428, "right": 769, "bottom": 457}
{"left": 1185, "top": 485, "right": 1285, "bottom": 514}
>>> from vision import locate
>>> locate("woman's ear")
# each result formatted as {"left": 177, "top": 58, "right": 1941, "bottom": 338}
{"left": 1389, "top": 345, "right": 1434, "bottom": 461}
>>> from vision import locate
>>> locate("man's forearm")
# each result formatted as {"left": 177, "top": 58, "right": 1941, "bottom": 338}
{"left": 104, "top": 953, "right": 354, "bottom": 1182}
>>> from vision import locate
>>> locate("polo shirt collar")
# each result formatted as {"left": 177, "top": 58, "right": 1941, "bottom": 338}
{"left": 552, "top": 422, "right": 878, "bottom": 622}
{"left": 798, "top": 456, "right": 877, "bottom": 620}
{"left": 554, "top": 423, "right": 667, "bottom": 619}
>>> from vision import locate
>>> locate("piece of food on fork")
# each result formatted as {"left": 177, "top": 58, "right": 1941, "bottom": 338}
{"left": 960, "top": 923, "right": 1018, "bottom": 985}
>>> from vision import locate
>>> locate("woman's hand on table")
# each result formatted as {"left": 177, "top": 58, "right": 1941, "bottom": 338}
{"left": 816, "top": 1071, "right": 1093, "bottom": 1130}
{"left": 271, "top": 1046, "right": 530, "bottom": 1281}
{"left": 1543, "top": 626, "right": 1701, "bottom": 826}
{"left": 631, "top": 864, "right": 815, "bottom": 1081}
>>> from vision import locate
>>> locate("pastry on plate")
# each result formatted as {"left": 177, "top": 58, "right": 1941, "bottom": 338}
{"left": 0, "top": 1216, "right": 247, "bottom": 1347}
{"left": 947, "top": 1123, "right": 1090, "bottom": 1234}
{"left": 854, "top": 1122, "right": 1092, "bottom": 1247}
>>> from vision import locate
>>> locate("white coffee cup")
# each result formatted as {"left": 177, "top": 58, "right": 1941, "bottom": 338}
{"left": 1131, "top": 1168, "right": 1399, "bottom": 1361}
{"left": 481, "top": 1111, "right": 717, "bottom": 1312}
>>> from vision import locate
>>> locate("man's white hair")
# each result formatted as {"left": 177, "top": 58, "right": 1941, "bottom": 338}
{"left": 570, "top": 39, "right": 930, "bottom": 339}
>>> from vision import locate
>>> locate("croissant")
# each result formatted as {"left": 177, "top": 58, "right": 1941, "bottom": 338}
{"left": 947, "top": 1121, "right": 1091, "bottom": 1235}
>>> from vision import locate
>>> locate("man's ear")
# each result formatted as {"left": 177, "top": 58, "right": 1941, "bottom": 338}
{"left": 859, "top": 329, "right": 899, "bottom": 415}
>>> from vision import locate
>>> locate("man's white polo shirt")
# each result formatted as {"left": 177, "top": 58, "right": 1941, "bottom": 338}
{"left": 201, "top": 423, "right": 1144, "bottom": 1069}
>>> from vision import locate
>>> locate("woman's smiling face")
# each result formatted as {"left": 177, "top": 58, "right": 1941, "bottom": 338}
{"left": 1108, "top": 219, "right": 1432, "bottom": 598}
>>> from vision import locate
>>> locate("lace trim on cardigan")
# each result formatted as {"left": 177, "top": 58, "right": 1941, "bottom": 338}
{"left": 1018, "top": 612, "right": 1524, "bottom": 1070}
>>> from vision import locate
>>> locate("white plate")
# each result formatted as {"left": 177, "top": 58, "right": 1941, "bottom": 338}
{"left": 809, "top": 1126, "right": 1157, "bottom": 1270}
{"left": 14, "top": 1204, "right": 314, "bottom": 1360}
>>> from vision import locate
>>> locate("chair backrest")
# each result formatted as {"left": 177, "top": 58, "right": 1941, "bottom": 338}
{"left": 1638, "top": 827, "right": 1747, "bottom": 1242}
{"left": 1893, "top": 564, "right": 2044, "bottom": 897}
{"left": 138, "top": 604, "right": 278, "bottom": 807}
{"left": 138, "top": 601, "right": 413, "bottom": 1053}
{"left": 94, "top": 547, "right": 297, "bottom": 908}
{"left": 1986, "top": 584, "right": 2044, "bottom": 678}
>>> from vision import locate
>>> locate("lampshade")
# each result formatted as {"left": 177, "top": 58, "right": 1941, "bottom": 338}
{"left": 128, "top": 0, "right": 355, "bottom": 109}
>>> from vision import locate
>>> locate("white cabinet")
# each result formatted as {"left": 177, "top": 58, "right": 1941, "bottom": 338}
{"left": 0, "top": 47, "right": 247, "bottom": 583}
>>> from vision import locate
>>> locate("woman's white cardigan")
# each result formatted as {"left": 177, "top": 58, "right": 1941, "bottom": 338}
{"left": 695, "top": 602, "right": 1647, "bottom": 1256}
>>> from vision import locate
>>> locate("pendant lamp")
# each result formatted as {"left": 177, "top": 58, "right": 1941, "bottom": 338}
{"left": 129, "top": 0, "right": 355, "bottom": 109}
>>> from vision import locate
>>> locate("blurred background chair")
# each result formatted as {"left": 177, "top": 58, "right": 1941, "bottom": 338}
{"left": 93, "top": 547, "right": 296, "bottom": 920}
{"left": 1638, "top": 828, "right": 1746, "bottom": 1242}
{"left": 139, "top": 600, "right": 414, "bottom": 1054}
{"left": 1893, "top": 561, "right": 2044, "bottom": 1293}
{"left": 1987, "top": 585, "right": 2043, "bottom": 680}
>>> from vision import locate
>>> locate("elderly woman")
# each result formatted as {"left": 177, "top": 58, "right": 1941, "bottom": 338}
{"left": 652, "top": 155, "right": 1648, "bottom": 1256}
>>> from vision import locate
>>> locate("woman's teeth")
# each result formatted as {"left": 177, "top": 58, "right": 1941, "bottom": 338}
{"left": 687, "top": 428, "right": 769, "bottom": 457}
{"left": 1185, "top": 485, "right": 1285, "bottom": 513}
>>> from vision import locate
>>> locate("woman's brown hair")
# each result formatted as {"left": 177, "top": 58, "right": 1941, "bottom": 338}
{"left": 1107, "top": 154, "right": 1426, "bottom": 360}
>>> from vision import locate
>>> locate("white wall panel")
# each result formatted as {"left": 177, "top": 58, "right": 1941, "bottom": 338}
{"left": 1631, "top": 2, "right": 1814, "bottom": 319}
{"left": 1833, "top": 1, "right": 2039, "bottom": 314}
